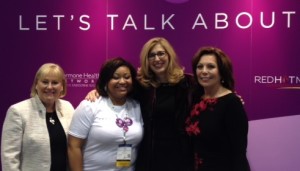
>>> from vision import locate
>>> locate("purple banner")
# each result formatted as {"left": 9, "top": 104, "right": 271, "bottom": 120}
{"left": 1, "top": 1, "right": 300, "bottom": 170}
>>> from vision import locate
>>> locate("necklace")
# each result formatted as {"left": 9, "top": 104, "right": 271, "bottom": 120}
{"left": 108, "top": 98, "right": 133, "bottom": 144}
{"left": 49, "top": 116, "right": 55, "bottom": 125}
{"left": 116, "top": 117, "right": 133, "bottom": 132}
{"left": 108, "top": 99, "right": 133, "bottom": 132}
{"left": 47, "top": 112, "right": 56, "bottom": 125}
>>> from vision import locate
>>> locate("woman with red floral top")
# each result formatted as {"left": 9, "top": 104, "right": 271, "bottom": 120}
{"left": 186, "top": 47, "right": 250, "bottom": 171}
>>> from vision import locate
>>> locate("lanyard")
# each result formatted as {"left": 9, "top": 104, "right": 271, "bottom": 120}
{"left": 108, "top": 98, "right": 133, "bottom": 144}
{"left": 116, "top": 116, "right": 133, "bottom": 144}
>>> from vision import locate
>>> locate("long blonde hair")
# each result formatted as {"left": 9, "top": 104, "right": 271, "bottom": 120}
{"left": 139, "top": 37, "right": 184, "bottom": 88}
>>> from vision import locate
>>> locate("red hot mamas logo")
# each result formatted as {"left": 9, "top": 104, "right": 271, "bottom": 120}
{"left": 254, "top": 75, "right": 300, "bottom": 89}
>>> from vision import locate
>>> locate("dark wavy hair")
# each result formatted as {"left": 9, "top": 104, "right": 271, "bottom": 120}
{"left": 192, "top": 46, "right": 235, "bottom": 91}
{"left": 96, "top": 57, "right": 140, "bottom": 100}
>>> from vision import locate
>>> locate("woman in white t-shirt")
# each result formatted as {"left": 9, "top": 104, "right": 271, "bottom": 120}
{"left": 68, "top": 57, "right": 143, "bottom": 171}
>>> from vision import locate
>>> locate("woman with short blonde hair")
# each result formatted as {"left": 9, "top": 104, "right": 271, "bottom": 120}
{"left": 1, "top": 63, "right": 74, "bottom": 171}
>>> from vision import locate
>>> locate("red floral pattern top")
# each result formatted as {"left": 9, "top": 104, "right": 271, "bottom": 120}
{"left": 184, "top": 93, "right": 250, "bottom": 171}
{"left": 185, "top": 98, "right": 217, "bottom": 136}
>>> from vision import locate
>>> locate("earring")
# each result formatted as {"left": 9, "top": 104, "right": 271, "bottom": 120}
{"left": 221, "top": 79, "right": 225, "bottom": 84}
{"left": 104, "top": 86, "right": 107, "bottom": 92}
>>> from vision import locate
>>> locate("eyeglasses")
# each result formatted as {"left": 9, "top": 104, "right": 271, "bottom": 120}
{"left": 148, "top": 51, "right": 166, "bottom": 60}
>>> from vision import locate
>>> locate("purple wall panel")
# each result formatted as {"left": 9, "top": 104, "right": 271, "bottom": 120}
{"left": 1, "top": 0, "right": 299, "bottom": 170}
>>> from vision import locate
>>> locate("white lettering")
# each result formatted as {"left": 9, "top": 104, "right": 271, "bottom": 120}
{"left": 192, "top": 13, "right": 207, "bottom": 29}
{"left": 260, "top": 12, "right": 275, "bottom": 28}
{"left": 123, "top": 14, "right": 137, "bottom": 30}
{"left": 282, "top": 11, "right": 296, "bottom": 28}
{"left": 36, "top": 15, "right": 47, "bottom": 30}
{"left": 65, "top": 73, "right": 83, "bottom": 79}
{"left": 162, "top": 14, "right": 175, "bottom": 30}
{"left": 79, "top": 15, "right": 90, "bottom": 31}
{"left": 19, "top": 15, "right": 30, "bottom": 30}
{"left": 144, "top": 15, "right": 155, "bottom": 30}
{"left": 236, "top": 12, "right": 252, "bottom": 29}
{"left": 53, "top": 15, "right": 64, "bottom": 30}
{"left": 254, "top": 76, "right": 283, "bottom": 84}
{"left": 107, "top": 14, "right": 118, "bottom": 30}
{"left": 215, "top": 13, "right": 228, "bottom": 29}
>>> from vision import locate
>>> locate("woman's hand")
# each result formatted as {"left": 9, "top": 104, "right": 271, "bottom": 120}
{"left": 85, "top": 89, "right": 99, "bottom": 102}
{"left": 235, "top": 91, "right": 245, "bottom": 105}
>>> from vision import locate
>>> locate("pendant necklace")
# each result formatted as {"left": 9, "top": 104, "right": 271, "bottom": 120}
{"left": 116, "top": 115, "right": 133, "bottom": 132}
{"left": 47, "top": 112, "right": 56, "bottom": 125}
{"left": 49, "top": 116, "right": 55, "bottom": 125}
{"left": 114, "top": 105, "right": 133, "bottom": 144}
{"left": 109, "top": 99, "right": 133, "bottom": 133}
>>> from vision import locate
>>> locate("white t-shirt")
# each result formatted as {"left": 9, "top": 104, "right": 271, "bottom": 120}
{"left": 69, "top": 97, "right": 143, "bottom": 171}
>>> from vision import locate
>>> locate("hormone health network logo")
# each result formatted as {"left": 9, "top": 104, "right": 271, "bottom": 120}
{"left": 254, "top": 75, "right": 300, "bottom": 89}
{"left": 66, "top": 73, "right": 99, "bottom": 88}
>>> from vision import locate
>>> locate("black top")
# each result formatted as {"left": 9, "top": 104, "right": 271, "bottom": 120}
{"left": 188, "top": 93, "right": 250, "bottom": 171}
{"left": 46, "top": 111, "right": 67, "bottom": 171}
{"left": 151, "top": 84, "right": 182, "bottom": 170}
{"left": 136, "top": 74, "right": 195, "bottom": 171}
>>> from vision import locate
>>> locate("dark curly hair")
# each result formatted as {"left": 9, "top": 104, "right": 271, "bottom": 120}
{"left": 96, "top": 57, "right": 140, "bottom": 101}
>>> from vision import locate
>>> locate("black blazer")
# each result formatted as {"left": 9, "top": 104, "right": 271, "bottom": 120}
{"left": 135, "top": 74, "right": 196, "bottom": 171}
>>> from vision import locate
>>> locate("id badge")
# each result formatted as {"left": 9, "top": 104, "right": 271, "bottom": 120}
{"left": 116, "top": 144, "right": 132, "bottom": 167}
